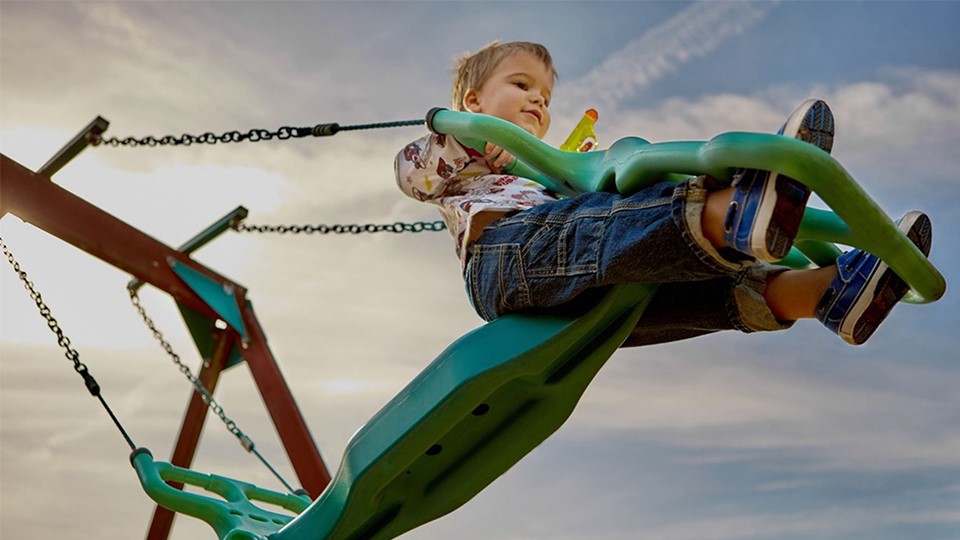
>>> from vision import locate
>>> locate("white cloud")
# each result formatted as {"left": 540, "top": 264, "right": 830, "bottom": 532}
{"left": 582, "top": 69, "right": 960, "bottom": 211}
{"left": 3, "top": 2, "right": 959, "bottom": 539}
{"left": 558, "top": 1, "right": 777, "bottom": 117}
{"left": 572, "top": 351, "right": 960, "bottom": 472}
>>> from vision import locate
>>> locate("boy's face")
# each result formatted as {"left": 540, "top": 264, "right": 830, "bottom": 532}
{"left": 462, "top": 52, "right": 553, "bottom": 139}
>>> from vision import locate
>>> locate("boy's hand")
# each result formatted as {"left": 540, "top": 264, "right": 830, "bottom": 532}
{"left": 484, "top": 142, "right": 516, "bottom": 172}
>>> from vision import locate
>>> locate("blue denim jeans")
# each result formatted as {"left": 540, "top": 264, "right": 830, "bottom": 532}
{"left": 463, "top": 176, "right": 793, "bottom": 347}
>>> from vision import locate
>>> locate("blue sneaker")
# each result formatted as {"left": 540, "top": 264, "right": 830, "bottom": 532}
{"left": 723, "top": 99, "right": 835, "bottom": 262}
{"left": 816, "top": 211, "right": 933, "bottom": 345}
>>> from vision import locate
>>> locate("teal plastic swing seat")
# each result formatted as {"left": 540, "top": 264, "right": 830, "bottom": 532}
{"left": 132, "top": 281, "right": 657, "bottom": 540}
{"left": 132, "top": 109, "right": 945, "bottom": 540}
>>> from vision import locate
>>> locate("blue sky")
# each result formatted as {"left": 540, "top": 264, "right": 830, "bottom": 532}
{"left": 1, "top": 2, "right": 958, "bottom": 539}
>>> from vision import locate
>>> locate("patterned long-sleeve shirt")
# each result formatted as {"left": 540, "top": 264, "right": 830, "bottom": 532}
{"left": 395, "top": 133, "right": 559, "bottom": 269}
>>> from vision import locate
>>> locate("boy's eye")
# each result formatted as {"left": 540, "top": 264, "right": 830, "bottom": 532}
{"left": 514, "top": 81, "right": 527, "bottom": 90}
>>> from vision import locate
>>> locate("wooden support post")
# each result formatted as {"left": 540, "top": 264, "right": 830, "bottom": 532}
{"left": 146, "top": 328, "right": 235, "bottom": 540}
{"left": 237, "top": 292, "right": 331, "bottom": 498}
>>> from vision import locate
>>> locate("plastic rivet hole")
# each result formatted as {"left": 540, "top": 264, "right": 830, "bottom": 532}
{"left": 426, "top": 444, "right": 443, "bottom": 456}
{"left": 472, "top": 403, "right": 490, "bottom": 416}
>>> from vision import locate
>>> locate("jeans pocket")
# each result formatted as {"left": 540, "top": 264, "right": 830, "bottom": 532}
{"left": 468, "top": 243, "right": 530, "bottom": 320}
{"left": 522, "top": 216, "right": 605, "bottom": 278}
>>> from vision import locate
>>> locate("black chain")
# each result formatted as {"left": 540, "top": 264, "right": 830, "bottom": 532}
{"left": 238, "top": 220, "right": 446, "bottom": 235}
{"left": 92, "top": 119, "right": 424, "bottom": 148}
{"left": 128, "top": 288, "right": 299, "bottom": 494}
{"left": 0, "top": 235, "right": 138, "bottom": 451}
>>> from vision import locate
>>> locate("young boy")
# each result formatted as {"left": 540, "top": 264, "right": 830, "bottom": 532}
{"left": 395, "top": 41, "right": 932, "bottom": 346}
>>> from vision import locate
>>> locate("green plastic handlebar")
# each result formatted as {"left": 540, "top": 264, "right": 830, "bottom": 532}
{"left": 427, "top": 109, "right": 945, "bottom": 304}
{"left": 130, "top": 448, "right": 311, "bottom": 540}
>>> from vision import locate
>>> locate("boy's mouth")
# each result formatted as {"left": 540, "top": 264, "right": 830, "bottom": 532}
{"left": 522, "top": 110, "right": 542, "bottom": 124}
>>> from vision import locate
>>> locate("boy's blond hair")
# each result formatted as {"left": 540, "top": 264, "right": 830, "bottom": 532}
{"left": 452, "top": 41, "right": 558, "bottom": 111}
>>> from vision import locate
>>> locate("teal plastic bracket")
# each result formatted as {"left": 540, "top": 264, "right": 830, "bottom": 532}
{"left": 176, "top": 301, "right": 246, "bottom": 369}
{"left": 171, "top": 261, "right": 248, "bottom": 339}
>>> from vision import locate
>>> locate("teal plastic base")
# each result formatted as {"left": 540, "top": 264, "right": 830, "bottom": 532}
{"left": 133, "top": 284, "right": 656, "bottom": 540}
{"left": 274, "top": 283, "right": 656, "bottom": 540}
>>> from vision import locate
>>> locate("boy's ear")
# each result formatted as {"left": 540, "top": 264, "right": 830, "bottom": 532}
{"left": 462, "top": 89, "right": 482, "bottom": 113}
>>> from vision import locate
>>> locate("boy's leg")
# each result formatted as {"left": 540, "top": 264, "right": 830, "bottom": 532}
{"left": 621, "top": 265, "right": 793, "bottom": 347}
{"left": 764, "top": 264, "right": 837, "bottom": 321}
{"left": 723, "top": 99, "right": 835, "bottom": 262}
{"left": 625, "top": 211, "right": 933, "bottom": 347}
{"left": 465, "top": 96, "right": 835, "bottom": 323}
{"left": 465, "top": 178, "right": 750, "bottom": 321}
{"left": 468, "top": 99, "right": 838, "bottom": 326}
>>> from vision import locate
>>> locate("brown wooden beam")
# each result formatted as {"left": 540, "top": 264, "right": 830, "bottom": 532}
{"left": 2, "top": 153, "right": 225, "bottom": 317}
{"left": 237, "top": 292, "right": 332, "bottom": 497}
{"left": 146, "top": 327, "right": 235, "bottom": 540}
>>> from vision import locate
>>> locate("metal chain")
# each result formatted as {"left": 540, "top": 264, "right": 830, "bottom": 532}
{"left": 0, "top": 236, "right": 138, "bottom": 451}
{"left": 127, "top": 288, "right": 300, "bottom": 493}
{"left": 0, "top": 235, "right": 296, "bottom": 490}
{"left": 92, "top": 119, "right": 424, "bottom": 148}
{"left": 238, "top": 220, "right": 446, "bottom": 235}
{"left": 1, "top": 237, "right": 87, "bottom": 374}
{"left": 127, "top": 289, "right": 250, "bottom": 445}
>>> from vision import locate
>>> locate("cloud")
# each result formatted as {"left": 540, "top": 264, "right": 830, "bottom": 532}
{"left": 3, "top": 3, "right": 959, "bottom": 539}
{"left": 582, "top": 69, "right": 960, "bottom": 209}
{"left": 557, "top": 1, "right": 778, "bottom": 117}
{"left": 572, "top": 348, "right": 960, "bottom": 472}
{"left": 619, "top": 507, "right": 960, "bottom": 540}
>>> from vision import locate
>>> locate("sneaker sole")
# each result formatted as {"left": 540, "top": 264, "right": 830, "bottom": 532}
{"left": 779, "top": 98, "right": 835, "bottom": 153}
{"left": 751, "top": 100, "right": 835, "bottom": 261}
{"left": 839, "top": 211, "right": 933, "bottom": 345}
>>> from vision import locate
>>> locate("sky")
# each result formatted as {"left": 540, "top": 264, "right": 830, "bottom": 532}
{"left": 1, "top": 1, "right": 959, "bottom": 539}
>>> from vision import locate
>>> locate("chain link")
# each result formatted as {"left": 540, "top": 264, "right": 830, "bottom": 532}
{"left": 127, "top": 289, "right": 253, "bottom": 448}
{"left": 127, "top": 289, "right": 302, "bottom": 492}
{"left": 0, "top": 235, "right": 294, "bottom": 487}
{"left": 1, "top": 237, "right": 89, "bottom": 376}
{"left": 1, "top": 236, "right": 139, "bottom": 450}
{"left": 91, "top": 119, "right": 424, "bottom": 148}
{"left": 238, "top": 220, "right": 446, "bottom": 235}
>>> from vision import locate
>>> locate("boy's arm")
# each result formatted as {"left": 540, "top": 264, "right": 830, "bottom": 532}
{"left": 394, "top": 134, "right": 474, "bottom": 202}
